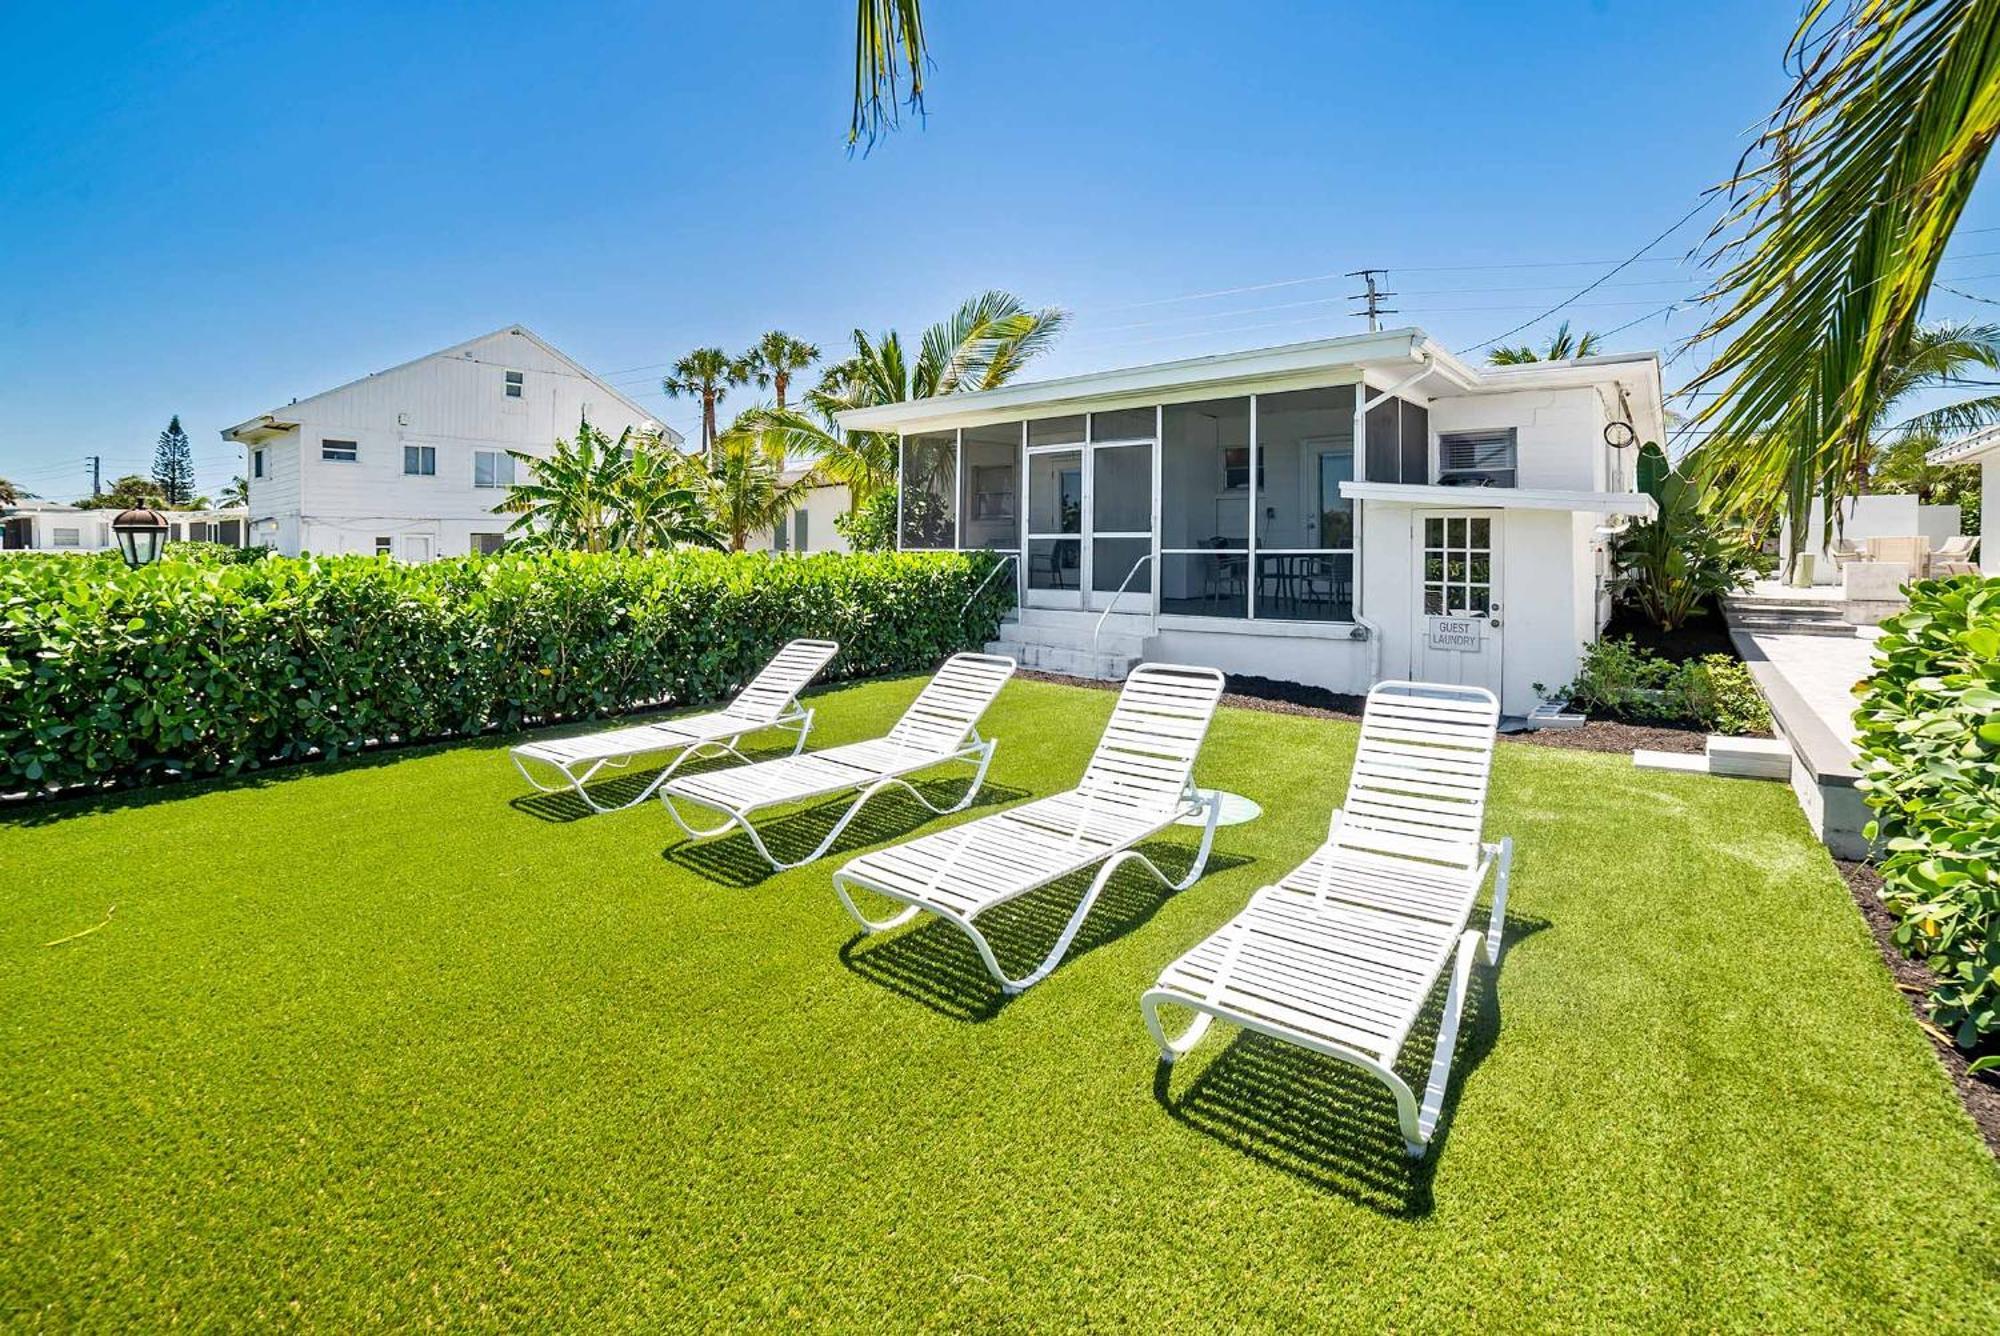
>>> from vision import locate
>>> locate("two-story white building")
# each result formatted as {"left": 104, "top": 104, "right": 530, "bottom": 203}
{"left": 222, "top": 326, "right": 677, "bottom": 558}
{"left": 839, "top": 328, "right": 1665, "bottom": 717}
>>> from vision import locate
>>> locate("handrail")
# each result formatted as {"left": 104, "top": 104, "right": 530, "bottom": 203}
{"left": 1092, "top": 552, "right": 1156, "bottom": 654}
{"left": 959, "top": 551, "right": 1021, "bottom": 623}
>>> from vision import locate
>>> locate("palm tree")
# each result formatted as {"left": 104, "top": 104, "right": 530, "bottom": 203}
{"left": 663, "top": 348, "right": 751, "bottom": 462}
{"left": 1486, "top": 320, "right": 1604, "bottom": 365}
{"left": 0, "top": 477, "right": 26, "bottom": 505}
{"left": 495, "top": 421, "right": 628, "bottom": 553}
{"left": 734, "top": 290, "right": 1068, "bottom": 511}
{"left": 219, "top": 476, "right": 250, "bottom": 508}
{"left": 851, "top": 1, "right": 928, "bottom": 150}
{"left": 1684, "top": 0, "right": 2000, "bottom": 563}
{"left": 701, "top": 412, "right": 820, "bottom": 551}
{"left": 610, "top": 439, "right": 719, "bottom": 553}
{"left": 743, "top": 331, "right": 821, "bottom": 410}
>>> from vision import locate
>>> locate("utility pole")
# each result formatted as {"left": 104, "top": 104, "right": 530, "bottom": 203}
{"left": 84, "top": 455, "right": 101, "bottom": 498}
{"left": 1346, "top": 269, "right": 1396, "bottom": 332}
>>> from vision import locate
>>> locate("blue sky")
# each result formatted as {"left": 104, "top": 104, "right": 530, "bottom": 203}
{"left": 5, "top": 1, "right": 1999, "bottom": 499}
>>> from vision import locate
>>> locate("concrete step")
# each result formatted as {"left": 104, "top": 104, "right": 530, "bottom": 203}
{"left": 1708, "top": 734, "right": 1792, "bottom": 780}
{"left": 985, "top": 639, "right": 1140, "bottom": 681}
{"left": 989, "top": 623, "right": 1148, "bottom": 656}
{"left": 1013, "top": 606, "right": 1154, "bottom": 637}
{"left": 1729, "top": 614, "right": 1859, "bottom": 638}
{"left": 1723, "top": 598, "right": 1850, "bottom": 619}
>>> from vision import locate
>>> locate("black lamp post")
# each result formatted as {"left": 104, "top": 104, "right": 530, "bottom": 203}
{"left": 111, "top": 507, "right": 170, "bottom": 569}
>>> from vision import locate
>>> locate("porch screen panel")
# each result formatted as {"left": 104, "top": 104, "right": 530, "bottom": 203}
{"left": 959, "top": 421, "right": 1021, "bottom": 550}
{"left": 899, "top": 432, "right": 958, "bottom": 549}
{"left": 1399, "top": 402, "right": 1430, "bottom": 482}
{"left": 1159, "top": 397, "right": 1250, "bottom": 618}
{"left": 1255, "top": 385, "right": 1356, "bottom": 622}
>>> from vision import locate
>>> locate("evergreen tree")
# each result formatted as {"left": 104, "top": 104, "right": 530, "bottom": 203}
{"left": 152, "top": 415, "right": 195, "bottom": 507}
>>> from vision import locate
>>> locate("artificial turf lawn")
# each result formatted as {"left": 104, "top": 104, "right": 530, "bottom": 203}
{"left": 2, "top": 674, "right": 1996, "bottom": 1330}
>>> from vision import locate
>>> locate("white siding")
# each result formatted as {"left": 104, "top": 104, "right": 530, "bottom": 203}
{"left": 231, "top": 328, "right": 663, "bottom": 557}
{"left": 1427, "top": 385, "right": 1609, "bottom": 492}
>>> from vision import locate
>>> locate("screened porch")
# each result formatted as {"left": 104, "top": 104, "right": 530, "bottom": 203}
{"left": 895, "top": 381, "right": 1430, "bottom": 626}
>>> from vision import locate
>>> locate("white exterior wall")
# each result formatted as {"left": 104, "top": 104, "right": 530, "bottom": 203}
{"left": 1986, "top": 458, "right": 2000, "bottom": 576}
{"left": 753, "top": 483, "right": 853, "bottom": 554}
{"left": 235, "top": 328, "right": 662, "bottom": 558}
{"left": 1426, "top": 385, "right": 1613, "bottom": 491}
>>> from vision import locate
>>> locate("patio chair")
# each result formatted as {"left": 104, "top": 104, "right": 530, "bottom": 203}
{"left": 1140, "top": 680, "right": 1511, "bottom": 1158}
{"left": 658, "top": 652, "right": 1018, "bottom": 870}
{"left": 832, "top": 664, "right": 1227, "bottom": 994}
{"left": 509, "top": 638, "right": 841, "bottom": 813}
{"left": 1930, "top": 534, "right": 1979, "bottom": 576}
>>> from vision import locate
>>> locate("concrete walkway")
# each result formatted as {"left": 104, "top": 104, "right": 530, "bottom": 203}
{"left": 1742, "top": 628, "right": 1880, "bottom": 751}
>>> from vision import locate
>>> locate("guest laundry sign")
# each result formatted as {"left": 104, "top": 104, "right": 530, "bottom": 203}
{"left": 1426, "top": 616, "right": 1483, "bottom": 651}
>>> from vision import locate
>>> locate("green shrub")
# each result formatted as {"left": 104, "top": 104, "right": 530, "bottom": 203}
{"left": 1543, "top": 638, "right": 1771, "bottom": 735}
{"left": 833, "top": 490, "right": 897, "bottom": 552}
{"left": 1855, "top": 575, "right": 2000, "bottom": 1055}
{"left": 0, "top": 548, "right": 1015, "bottom": 798}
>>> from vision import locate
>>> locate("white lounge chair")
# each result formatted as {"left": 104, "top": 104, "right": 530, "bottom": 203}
{"left": 659, "top": 652, "right": 1018, "bottom": 870}
{"left": 510, "top": 638, "right": 840, "bottom": 813}
{"left": 833, "top": 664, "right": 1227, "bottom": 994}
{"left": 1141, "top": 681, "right": 1511, "bottom": 1158}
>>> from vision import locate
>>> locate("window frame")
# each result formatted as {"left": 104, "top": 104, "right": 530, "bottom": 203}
{"left": 252, "top": 448, "right": 265, "bottom": 479}
{"left": 402, "top": 444, "right": 437, "bottom": 477}
{"left": 1436, "top": 428, "right": 1518, "bottom": 489}
{"left": 503, "top": 370, "right": 524, "bottom": 399}
{"left": 472, "top": 449, "right": 517, "bottom": 489}
{"left": 321, "top": 438, "right": 359, "bottom": 463}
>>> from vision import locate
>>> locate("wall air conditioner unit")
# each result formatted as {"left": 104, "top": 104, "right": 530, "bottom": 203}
{"left": 1436, "top": 428, "right": 1518, "bottom": 488}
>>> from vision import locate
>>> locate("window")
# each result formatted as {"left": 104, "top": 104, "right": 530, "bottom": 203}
{"left": 1423, "top": 516, "right": 1494, "bottom": 616}
{"left": 473, "top": 450, "right": 516, "bottom": 489}
{"left": 252, "top": 448, "right": 265, "bottom": 478}
{"left": 1160, "top": 397, "right": 1251, "bottom": 618}
{"left": 503, "top": 370, "right": 524, "bottom": 398}
{"left": 322, "top": 438, "right": 358, "bottom": 462}
{"left": 52, "top": 527, "right": 80, "bottom": 548}
{"left": 793, "top": 509, "right": 808, "bottom": 552}
{"left": 1254, "top": 386, "right": 1357, "bottom": 622}
{"left": 374, "top": 536, "right": 393, "bottom": 556}
{"left": 1437, "top": 429, "right": 1517, "bottom": 488}
{"left": 471, "top": 532, "right": 506, "bottom": 556}
{"left": 959, "top": 421, "right": 1020, "bottom": 549}
{"left": 403, "top": 445, "right": 436, "bottom": 476}
{"left": 898, "top": 433, "right": 957, "bottom": 549}
{"left": 1221, "top": 445, "right": 1265, "bottom": 492}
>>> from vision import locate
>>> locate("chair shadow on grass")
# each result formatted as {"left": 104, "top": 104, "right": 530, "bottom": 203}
{"left": 839, "top": 843, "right": 1258, "bottom": 1022}
{"left": 1153, "top": 908, "right": 1551, "bottom": 1218}
{"left": 658, "top": 778, "right": 1032, "bottom": 888}
{"left": 507, "top": 741, "right": 806, "bottom": 824}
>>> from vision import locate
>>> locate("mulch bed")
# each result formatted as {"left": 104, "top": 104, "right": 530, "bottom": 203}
{"left": 1834, "top": 860, "right": 2000, "bottom": 1157}
{"left": 1018, "top": 671, "right": 1710, "bottom": 755}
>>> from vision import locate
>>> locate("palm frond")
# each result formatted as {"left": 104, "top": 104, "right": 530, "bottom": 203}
{"left": 1683, "top": 0, "right": 2000, "bottom": 555}
{"left": 851, "top": 0, "right": 929, "bottom": 151}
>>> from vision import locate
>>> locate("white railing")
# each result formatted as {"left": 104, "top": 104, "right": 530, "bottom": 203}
{"left": 1092, "top": 552, "right": 1156, "bottom": 654}
{"left": 958, "top": 551, "right": 1021, "bottom": 627}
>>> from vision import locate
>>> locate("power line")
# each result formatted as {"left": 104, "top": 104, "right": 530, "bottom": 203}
{"left": 1459, "top": 199, "right": 1714, "bottom": 354}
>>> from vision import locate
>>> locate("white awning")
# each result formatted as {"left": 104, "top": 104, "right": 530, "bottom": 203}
{"left": 1340, "top": 481, "right": 1658, "bottom": 519}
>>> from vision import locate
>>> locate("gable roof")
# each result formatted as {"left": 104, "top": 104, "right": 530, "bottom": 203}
{"left": 221, "top": 325, "right": 680, "bottom": 444}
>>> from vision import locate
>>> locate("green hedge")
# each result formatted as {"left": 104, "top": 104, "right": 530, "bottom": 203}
{"left": 1855, "top": 576, "right": 2000, "bottom": 1057}
{"left": 0, "top": 549, "right": 1014, "bottom": 798}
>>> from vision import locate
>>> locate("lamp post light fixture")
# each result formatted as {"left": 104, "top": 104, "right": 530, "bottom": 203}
{"left": 111, "top": 507, "right": 170, "bottom": 569}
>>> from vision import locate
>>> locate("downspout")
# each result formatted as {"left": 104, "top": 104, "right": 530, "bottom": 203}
{"left": 1350, "top": 349, "right": 1433, "bottom": 684}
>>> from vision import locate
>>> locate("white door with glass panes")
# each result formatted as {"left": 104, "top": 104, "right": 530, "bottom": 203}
{"left": 1411, "top": 512, "right": 1503, "bottom": 698}
{"left": 1025, "top": 446, "right": 1085, "bottom": 608}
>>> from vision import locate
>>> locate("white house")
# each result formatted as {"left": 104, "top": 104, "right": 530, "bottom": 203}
{"left": 839, "top": 327, "right": 1664, "bottom": 717}
{"left": 1927, "top": 428, "right": 1998, "bottom": 576}
{"left": 1, "top": 502, "right": 248, "bottom": 553}
{"left": 752, "top": 473, "right": 853, "bottom": 554}
{"left": 221, "top": 326, "right": 677, "bottom": 559}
